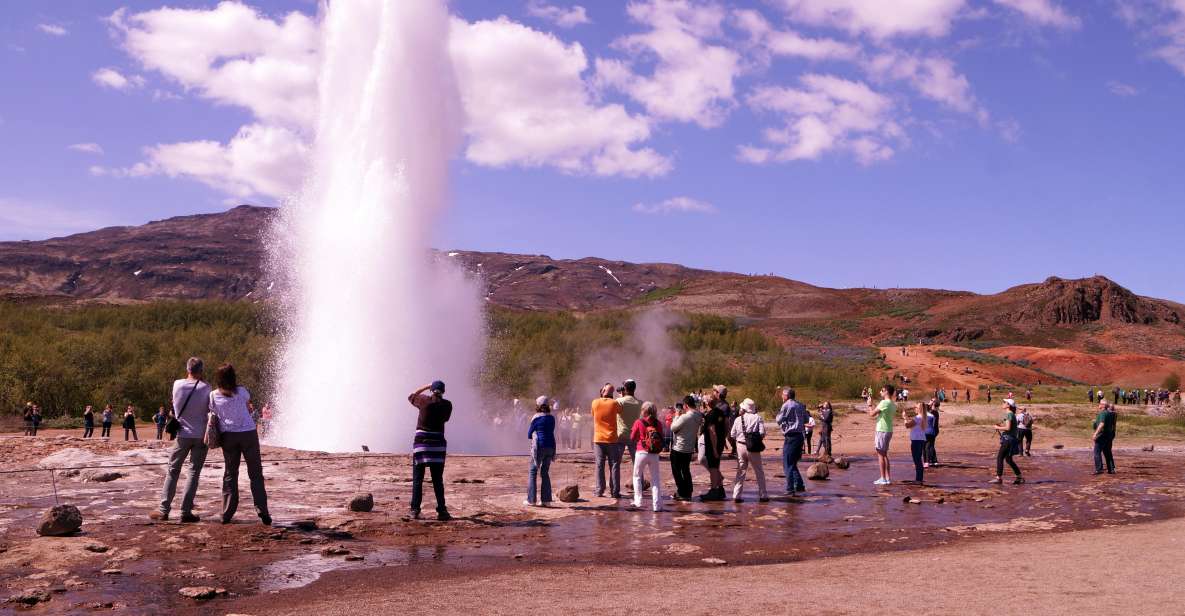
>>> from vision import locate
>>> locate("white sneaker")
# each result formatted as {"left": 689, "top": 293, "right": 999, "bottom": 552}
{"left": 523, "top": 500, "right": 535, "bottom": 507}
{"left": 873, "top": 478, "right": 887, "bottom": 485}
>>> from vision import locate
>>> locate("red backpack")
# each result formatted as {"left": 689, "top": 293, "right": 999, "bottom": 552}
{"left": 643, "top": 422, "right": 664, "bottom": 454}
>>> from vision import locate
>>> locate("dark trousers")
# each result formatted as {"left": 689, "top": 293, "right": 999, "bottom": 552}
{"left": 124, "top": 426, "right": 138, "bottom": 441}
{"left": 1018, "top": 428, "right": 1032, "bottom": 454}
{"left": 996, "top": 437, "right": 1021, "bottom": 477}
{"left": 910, "top": 439, "right": 925, "bottom": 482}
{"left": 411, "top": 462, "right": 447, "bottom": 513}
{"left": 816, "top": 430, "right": 832, "bottom": 456}
{"left": 220, "top": 429, "right": 269, "bottom": 521}
{"left": 1094, "top": 436, "right": 1115, "bottom": 473}
{"left": 83, "top": 425, "right": 94, "bottom": 438}
{"left": 924, "top": 433, "right": 937, "bottom": 464}
{"left": 804, "top": 432, "right": 813, "bottom": 455}
{"left": 156, "top": 425, "right": 165, "bottom": 440}
{"left": 101, "top": 423, "right": 112, "bottom": 437}
{"left": 782, "top": 433, "right": 805, "bottom": 492}
{"left": 670, "top": 450, "right": 694, "bottom": 498}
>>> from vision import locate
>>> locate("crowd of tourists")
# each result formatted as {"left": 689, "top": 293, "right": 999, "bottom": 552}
{"left": 17, "top": 398, "right": 273, "bottom": 441}
{"left": 1088, "top": 387, "right": 1181, "bottom": 406}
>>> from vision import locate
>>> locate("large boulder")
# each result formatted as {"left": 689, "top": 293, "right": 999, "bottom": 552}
{"left": 806, "top": 463, "right": 829, "bottom": 480}
{"left": 7, "top": 589, "right": 51, "bottom": 606}
{"left": 833, "top": 456, "right": 850, "bottom": 470}
{"left": 37, "top": 505, "right": 83, "bottom": 536}
{"left": 347, "top": 493, "right": 374, "bottom": 512}
{"left": 557, "top": 485, "right": 580, "bottom": 503}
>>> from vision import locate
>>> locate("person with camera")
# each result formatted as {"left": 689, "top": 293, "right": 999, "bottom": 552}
{"left": 698, "top": 386, "right": 730, "bottom": 501}
{"left": 905, "top": 402, "right": 929, "bottom": 484}
{"left": 616, "top": 380, "right": 643, "bottom": 470}
{"left": 592, "top": 383, "right": 625, "bottom": 499}
{"left": 867, "top": 385, "right": 896, "bottom": 486}
{"left": 816, "top": 401, "right": 834, "bottom": 457}
{"left": 991, "top": 402, "right": 1025, "bottom": 485}
{"left": 1092, "top": 400, "right": 1118, "bottom": 475}
{"left": 408, "top": 380, "right": 453, "bottom": 521}
{"left": 151, "top": 357, "right": 210, "bottom": 523}
{"left": 730, "top": 398, "right": 769, "bottom": 503}
{"left": 776, "top": 387, "right": 809, "bottom": 495}
{"left": 153, "top": 406, "right": 168, "bottom": 440}
{"left": 669, "top": 397, "right": 703, "bottom": 501}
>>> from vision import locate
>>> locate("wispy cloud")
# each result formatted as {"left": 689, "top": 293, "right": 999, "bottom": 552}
{"left": 37, "top": 23, "right": 68, "bottom": 36}
{"left": 0, "top": 198, "right": 111, "bottom": 241}
{"left": 633, "top": 196, "right": 717, "bottom": 215}
{"left": 91, "top": 67, "right": 144, "bottom": 90}
{"left": 1106, "top": 80, "right": 1140, "bottom": 96}
{"left": 67, "top": 143, "right": 104, "bottom": 155}
{"left": 525, "top": 1, "right": 591, "bottom": 28}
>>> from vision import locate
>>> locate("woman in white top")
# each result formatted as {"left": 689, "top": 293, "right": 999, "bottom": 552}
{"left": 730, "top": 398, "right": 769, "bottom": 503}
{"left": 904, "top": 402, "right": 929, "bottom": 484}
{"left": 208, "top": 363, "right": 271, "bottom": 525}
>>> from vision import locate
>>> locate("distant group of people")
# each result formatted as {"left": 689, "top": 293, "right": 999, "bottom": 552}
{"left": 1089, "top": 387, "right": 1181, "bottom": 406}
{"left": 19, "top": 396, "right": 271, "bottom": 443}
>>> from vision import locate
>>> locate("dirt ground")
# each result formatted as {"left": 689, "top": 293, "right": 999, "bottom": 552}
{"left": 2, "top": 403, "right": 1184, "bottom": 614}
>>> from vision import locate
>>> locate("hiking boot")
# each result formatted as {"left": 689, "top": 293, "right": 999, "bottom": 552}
{"left": 758, "top": 497, "right": 770, "bottom": 503}
{"left": 260, "top": 514, "right": 272, "bottom": 526}
{"left": 149, "top": 511, "right": 169, "bottom": 522}
{"left": 221, "top": 516, "right": 233, "bottom": 525}
{"left": 436, "top": 510, "right": 453, "bottom": 522}
{"left": 698, "top": 491, "right": 722, "bottom": 502}
{"left": 410, "top": 509, "right": 421, "bottom": 520}
{"left": 179, "top": 512, "right": 200, "bottom": 524}
{"left": 733, "top": 497, "right": 744, "bottom": 503}
{"left": 1013, "top": 477, "right": 1025, "bottom": 485}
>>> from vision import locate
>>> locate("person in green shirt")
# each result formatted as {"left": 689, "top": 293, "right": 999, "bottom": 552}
{"left": 1092, "top": 401, "right": 1117, "bottom": 474}
{"left": 991, "top": 402, "right": 1024, "bottom": 484}
{"left": 865, "top": 384, "right": 896, "bottom": 485}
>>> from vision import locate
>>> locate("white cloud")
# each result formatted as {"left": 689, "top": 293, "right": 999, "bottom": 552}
{"left": 866, "top": 50, "right": 985, "bottom": 121}
{"left": 91, "top": 67, "right": 144, "bottom": 90}
{"left": 733, "top": 8, "right": 861, "bottom": 62}
{"left": 633, "top": 196, "right": 717, "bottom": 214}
{"left": 1106, "top": 80, "right": 1140, "bottom": 96}
{"left": 451, "top": 17, "right": 670, "bottom": 177}
{"left": 742, "top": 73, "right": 904, "bottom": 164}
{"left": 0, "top": 198, "right": 111, "bottom": 241}
{"left": 1115, "top": 0, "right": 1185, "bottom": 77}
{"left": 773, "top": 0, "right": 967, "bottom": 39}
{"left": 37, "top": 23, "right": 68, "bottom": 36}
{"left": 996, "top": 118, "right": 1022, "bottom": 142}
{"left": 596, "top": 0, "right": 742, "bottom": 128}
{"left": 67, "top": 143, "right": 104, "bottom": 155}
{"left": 525, "top": 1, "right": 591, "bottom": 28}
{"left": 992, "top": 0, "right": 1081, "bottom": 29}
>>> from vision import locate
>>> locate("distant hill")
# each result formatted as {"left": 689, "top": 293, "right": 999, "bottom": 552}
{"left": 2, "top": 205, "right": 1184, "bottom": 360}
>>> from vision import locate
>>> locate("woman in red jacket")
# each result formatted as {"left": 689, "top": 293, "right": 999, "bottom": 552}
{"left": 629, "top": 402, "right": 665, "bottom": 512}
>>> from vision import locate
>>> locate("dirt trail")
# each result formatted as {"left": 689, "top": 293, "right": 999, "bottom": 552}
{"left": 880, "top": 345, "right": 1068, "bottom": 393}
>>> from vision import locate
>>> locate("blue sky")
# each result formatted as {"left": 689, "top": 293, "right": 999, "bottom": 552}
{"left": 2, "top": 1, "right": 1184, "bottom": 301}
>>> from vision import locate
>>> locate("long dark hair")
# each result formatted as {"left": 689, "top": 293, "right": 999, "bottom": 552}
{"left": 215, "top": 363, "right": 238, "bottom": 393}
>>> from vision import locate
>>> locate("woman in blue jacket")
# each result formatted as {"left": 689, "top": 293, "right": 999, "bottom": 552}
{"left": 526, "top": 396, "right": 557, "bottom": 507}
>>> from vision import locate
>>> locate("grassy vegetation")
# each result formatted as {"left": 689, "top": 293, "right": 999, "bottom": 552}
{"left": 935, "top": 349, "right": 1028, "bottom": 367}
{"left": 3, "top": 302, "right": 873, "bottom": 420}
{"left": 631, "top": 283, "right": 684, "bottom": 305}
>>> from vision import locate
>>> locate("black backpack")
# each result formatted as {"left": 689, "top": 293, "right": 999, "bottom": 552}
{"left": 742, "top": 417, "right": 765, "bottom": 453}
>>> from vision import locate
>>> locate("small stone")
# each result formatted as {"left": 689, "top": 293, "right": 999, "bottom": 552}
{"left": 1142, "top": 445, "right": 1155, "bottom": 452}
{"left": 513, "top": 553, "right": 525, "bottom": 559}
{"left": 936, "top": 497, "right": 946, "bottom": 504}
{"left": 973, "top": 497, "right": 986, "bottom": 502}
{"left": 558, "top": 485, "right": 580, "bottom": 503}
{"left": 348, "top": 493, "right": 374, "bottom": 513}
{"left": 83, "top": 471, "right": 125, "bottom": 483}
{"left": 833, "top": 456, "right": 850, "bottom": 470}
{"left": 907, "top": 498, "right": 921, "bottom": 505}
{"left": 806, "top": 463, "right": 829, "bottom": 480}
{"left": 84, "top": 543, "right": 109, "bottom": 553}
{"left": 1052, "top": 444, "right": 1064, "bottom": 450}
{"left": 178, "top": 586, "right": 225, "bottom": 600}
{"left": 320, "top": 546, "right": 350, "bottom": 557}
{"left": 701, "top": 557, "right": 727, "bottom": 566}
{"left": 101, "top": 569, "right": 121, "bottom": 575}
{"left": 7, "top": 589, "right": 51, "bottom": 606}
{"left": 37, "top": 505, "right": 83, "bottom": 537}
{"left": 59, "top": 469, "right": 80, "bottom": 478}
{"left": 292, "top": 519, "right": 317, "bottom": 531}
{"left": 344, "top": 555, "right": 364, "bottom": 562}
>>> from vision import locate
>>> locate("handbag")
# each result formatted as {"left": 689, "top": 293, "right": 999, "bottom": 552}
{"left": 167, "top": 381, "right": 200, "bottom": 436}
{"left": 742, "top": 415, "right": 765, "bottom": 452}
{"left": 203, "top": 393, "right": 222, "bottom": 449}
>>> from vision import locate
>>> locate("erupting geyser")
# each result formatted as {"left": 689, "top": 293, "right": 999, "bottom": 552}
{"left": 269, "top": 0, "right": 486, "bottom": 452}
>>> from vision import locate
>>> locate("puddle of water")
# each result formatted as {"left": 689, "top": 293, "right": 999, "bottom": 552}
{"left": 258, "top": 548, "right": 409, "bottom": 592}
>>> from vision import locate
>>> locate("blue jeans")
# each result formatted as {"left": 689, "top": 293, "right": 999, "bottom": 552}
{"left": 594, "top": 442, "right": 624, "bottom": 497}
{"left": 782, "top": 433, "right": 805, "bottom": 492}
{"left": 528, "top": 446, "right": 555, "bottom": 503}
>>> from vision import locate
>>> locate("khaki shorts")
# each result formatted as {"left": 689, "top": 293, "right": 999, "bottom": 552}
{"left": 874, "top": 431, "right": 893, "bottom": 453}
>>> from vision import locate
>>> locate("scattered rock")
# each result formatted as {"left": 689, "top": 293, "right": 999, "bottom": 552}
{"left": 344, "top": 555, "right": 364, "bottom": 562}
{"left": 936, "top": 497, "right": 946, "bottom": 504}
{"left": 292, "top": 519, "right": 317, "bottom": 531}
{"left": 452, "top": 478, "right": 485, "bottom": 484}
{"left": 833, "top": 456, "right": 850, "bottom": 470}
{"left": 178, "top": 586, "right": 225, "bottom": 600}
{"left": 806, "top": 463, "right": 829, "bottom": 480}
{"left": 320, "top": 546, "right": 350, "bottom": 557}
{"left": 347, "top": 493, "right": 374, "bottom": 513}
{"left": 1052, "top": 444, "right": 1064, "bottom": 450}
{"left": 817, "top": 453, "right": 833, "bottom": 464}
{"left": 558, "top": 485, "right": 580, "bottom": 503}
{"left": 37, "top": 504, "right": 83, "bottom": 537}
{"left": 701, "top": 557, "right": 727, "bottom": 566}
{"left": 1143, "top": 445, "right": 1155, "bottom": 452}
{"left": 513, "top": 553, "right": 525, "bottom": 559}
{"left": 907, "top": 498, "right": 921, "bottom": 505}
{"left": 58, "top": 469, "right": 80, "bottom": 478}
{"left": 7, "top": 589, "right": 51, "bottom": 606}
{"left": 100, "top": 569, "right": 121, "bottom": 575}
{"left": 83, "top": 471, "right": 125, "bottom": 483}
{"left": 84, "top": 543, "right": 109, "bottom": 553}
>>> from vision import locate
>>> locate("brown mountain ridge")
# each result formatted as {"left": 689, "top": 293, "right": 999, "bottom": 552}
{"left": 2, "top": 205, "right": 1183, "bottom": 360}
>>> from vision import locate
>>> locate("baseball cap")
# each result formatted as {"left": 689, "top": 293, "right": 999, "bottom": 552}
{"left": 431, "top": 380, "right": 446, "bottom": 394}
{"left": 536, "top": 395, "right": 550, "bottom": 407}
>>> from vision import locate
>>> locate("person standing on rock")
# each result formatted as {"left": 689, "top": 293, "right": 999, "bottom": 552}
{"left": 22, "top": 402, "right": 34, "bottom": 436}
{"left": 906, "top": 403, "right": 928, "bottom": 484}
{"left": 924, "top": 400, "right": 940, "bottom": 467}
{"left": 209, "top": 364, "right": 271, "bottom": 525}
{"left": 803, "top": 411, "right": 816, "bottom": 457}
{"left": 122, "top": 405, "right": 139, "bottom": 441}
{"left": 407, "top": 380, "right": 453, "bottom": 521}
{"left": 153, "top": 406, "right": 168, "bottom": 440}
{"left": 816, "top": 402, "right": 834, "bottom": 458}
{"left": 629, "top": 402, "right": 665, "bottom": 512}
{"left": 1092, "top": 401, "right": 1118, "bottom": 475}
{"left": 730, "top": 398, "right": 769, "bottom": 503}
{"left": 775, "top": 388, "right": 809, "bottom": 495}
{"left": 152, "top": 357, "right": 211, "bottom": 523}
{"left": 670, "top": 396, "right": 703, "bottom": 501}
{"left": 991, "top": 402, "right": 1025, "bottom": 485}
{"left": 1017, "top": 407, "right": 1034, "bottom": 456}
{"left": 698, "top": 386, "right": 730, "bottom": 501}
{"left": 30, "top": 405, "right": 42, "bottom": 436}
{"left": 866, "top": 385, "right": 896, "bottom": 485}
{"left": 101, "top": 404, "right": 113, "bottom": 438}
{"left": 525, "top": 395, "right": 556, "bottom": 507}
{"left": 82, "top": 405, "right": 95, "bottom": 438}
{"left": 616, "top": 380, "right": 643, "bottom": 469}
{"left": 592, "top": 384, "right": 624, "bottom": 499}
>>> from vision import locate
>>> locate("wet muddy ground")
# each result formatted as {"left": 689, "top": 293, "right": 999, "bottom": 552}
{"left": 2, "top": 431, "right": 1184, "bottom": 614}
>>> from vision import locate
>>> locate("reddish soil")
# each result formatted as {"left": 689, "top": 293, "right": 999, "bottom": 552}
{"left": 986, "top": 346, "right": 1185, "bottom": 386}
